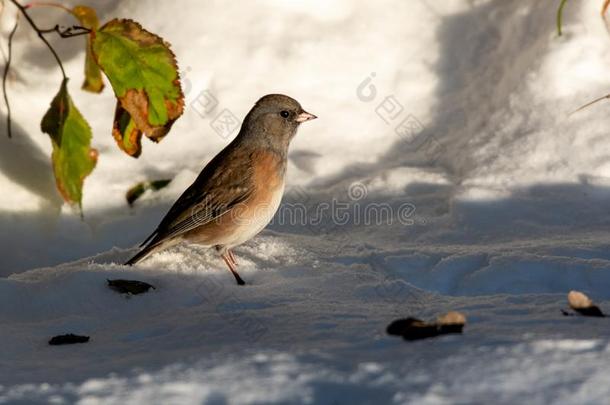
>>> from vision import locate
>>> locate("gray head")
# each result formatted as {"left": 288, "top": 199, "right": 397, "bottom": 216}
{"left": 238, "top": 94, "right": 317, "bottom": 151}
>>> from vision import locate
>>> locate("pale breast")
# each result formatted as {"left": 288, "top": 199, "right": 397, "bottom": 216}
{"left": 227, "top": 181, "right": 285, "bottom": 248}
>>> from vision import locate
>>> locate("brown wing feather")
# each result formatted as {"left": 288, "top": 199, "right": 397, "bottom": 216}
{"left": 138, "top": 144, "right": 255, "bottom": 250}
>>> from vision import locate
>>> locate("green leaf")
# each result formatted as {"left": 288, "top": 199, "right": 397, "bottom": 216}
{"left": 126, "top": 178, "right": 172, "bottom": 206}
{"left": 41, "top": 79, "right": 98, "bottom": 208}
{"left": 72, "top": 6, "right": 104, "bottom": 93}
{"left": 91, "top": 19, "right": 184, "bottom": 156}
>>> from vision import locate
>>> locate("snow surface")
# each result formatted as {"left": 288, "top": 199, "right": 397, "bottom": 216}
{"left": 3, "top": 0, "right": 610, "bottom": 403}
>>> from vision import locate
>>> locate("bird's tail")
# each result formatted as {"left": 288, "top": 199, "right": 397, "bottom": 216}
{"left": 124, "top": 238, "right": 179, "bottom": 266}
{"left": 125, "top": 246, "right": 155, "bottom": 266}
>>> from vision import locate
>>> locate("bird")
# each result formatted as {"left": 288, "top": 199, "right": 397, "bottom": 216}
{"left": 125, "top": 94, "right": 317, "bottom": 285}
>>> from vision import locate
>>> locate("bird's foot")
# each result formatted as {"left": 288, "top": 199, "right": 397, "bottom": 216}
{"left": 222, "top": 252, "right": 246, "bottom": 286}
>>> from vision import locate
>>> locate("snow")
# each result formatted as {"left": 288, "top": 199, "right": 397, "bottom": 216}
{"left": 2, "top": 0, "right": 610, "bottom": 403}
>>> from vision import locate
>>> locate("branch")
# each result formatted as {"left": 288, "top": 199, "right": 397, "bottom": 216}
{"left": 0, "top": 0, "right": 7, "bottom": 63}
{"left": 23, "top": 1, "right": 70, "bottom": 13}
{"left": 40, "top": 24, "right": 91, "bottom": 38}
{"left": 22, "top": 2, "right": 89, "bottom": 38}
{"left": 9, "top": 0, "right": 66, "bottom": 79}
{"left": 3, "top": 14, "right": 19, "bottom": 138}
{"left": 570, "top": 94, "right": 610, "bottom": 116}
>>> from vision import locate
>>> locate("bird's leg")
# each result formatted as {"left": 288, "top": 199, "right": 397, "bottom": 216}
{"left": 227, "top": 249, "right": 238, "bottom": 267}
{"left": 221, "top": 252, "right": 245, "bottom": 286}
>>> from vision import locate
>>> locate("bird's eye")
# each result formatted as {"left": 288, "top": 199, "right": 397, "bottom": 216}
{"left": 280, "top": 111, "right": 290, "bottom": 118}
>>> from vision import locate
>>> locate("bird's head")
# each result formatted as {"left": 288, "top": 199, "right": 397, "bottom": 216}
{"left": 240, "top": 94, "right": 316, "bottom": 150}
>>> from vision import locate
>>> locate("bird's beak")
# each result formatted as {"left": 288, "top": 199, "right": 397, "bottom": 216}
{"left": 296, "top": 111, "right": 317, "bottom": 123}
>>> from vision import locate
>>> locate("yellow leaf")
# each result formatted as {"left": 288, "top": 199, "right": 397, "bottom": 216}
{"left": 72, "top": 5, "right": 104, "bottom": 93}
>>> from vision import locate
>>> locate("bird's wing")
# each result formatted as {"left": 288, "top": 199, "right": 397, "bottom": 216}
{"left": 141, "top": 147, "right": 255, "bottom": 248}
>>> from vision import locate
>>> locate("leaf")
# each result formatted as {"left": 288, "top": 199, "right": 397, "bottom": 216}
{"left": 386, "top": 312, "right": 466, "bottom": 341}
{"left": 568, "top": 290, "right": 606, "bottom": 317}
{"left": 71, "top": 6, "right": 104, "bottom": 93}
{"left": 91, "top": 19, "right": 184, "bottom": 156}
{"left": 41, "top": 79, "right": 98, "bottom": 207}
{"left": 112, "top": 102, "right": 142, "bottom": 157}
{"left": 126, "top": 178, "right": 172, "bottom": 206}
{"left": 556, "top": 0, "right": 568, "bottom": 36}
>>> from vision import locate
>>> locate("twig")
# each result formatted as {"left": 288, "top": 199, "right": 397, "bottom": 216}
{"left": 0, "top": 0, "right": 7, "bottom": 63}
{"left": 569, "top": 93, "right": 610, "bottom": 116}
{"left": 37, "top": 24, "right": 56, "bottom": 33}
{"left": 9, "top": 0, "right": 66, "bottom": 79}
{"left": 40, "top": 24, "right": 91, "bottom": 38}
{"left": 23, "top": 2, "right": 89, "bottom": 37}
{"left": 60, "top": 25, "right": 91, "bottom": 37}
{"left": 3, "top": 14, "right": 19, "bottom": 138}
{"left": 23, "top": 1, "right": 70, "bottom": 13}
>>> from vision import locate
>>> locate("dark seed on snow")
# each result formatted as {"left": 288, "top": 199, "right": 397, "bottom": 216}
{"left": 48, "top": 334, "right": 90, "bottom": 345}
{"left": 107, "top": 279, "right": 155, "bottom": 295}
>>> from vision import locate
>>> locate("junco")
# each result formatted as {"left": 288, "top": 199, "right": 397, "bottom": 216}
{"left": 125, "top": 94, "right": 317, "bottom": 285}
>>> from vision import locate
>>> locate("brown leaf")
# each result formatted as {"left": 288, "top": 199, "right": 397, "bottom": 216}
{"left": 436, "top": 311, "right": 467, "bottom": 326}
{"left": 386, "top": 312, "right": 466, "bottom": 341}
{"left": 91, "top": 19, "right": 184, "bottom": 157}
{"left": 112, "top": 102, "right": 142, "bottom": 157}
{"left": 568, "top": 290, "right": 605, "bottom": 317}
{"left": 568, "top": 290, "right": 594, "bottom": 309}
